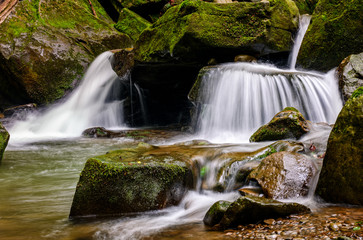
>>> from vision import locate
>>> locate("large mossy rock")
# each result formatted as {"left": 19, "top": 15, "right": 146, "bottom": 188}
{"left": 205, "top": 195, "right": 310, "bottom": 229}
{"left": 0, "top": 123, "right": 9, "bottom": 161}
{"left": 114, "top": 8, "right": 151, "bottom": 41}
{"left": 250, "top": 107, "right": 309, "bottom": 142}
{"left": 315, "top": 87, "right": 363, "bottom": 205}
{"left": 70, "top": 143, "right": 194, "bottom": 217}
{"left": 292, "top": 0, "right": 317, "bottom": 14}
{"left": 135, "top": 0, "right": 299, "bottom": 64}
{"left": 248, "top": 151, "right": 318, "bottom": 199}
{"left": 0, "top": 0, "right": 132, "bottom": 108}
{"left": 337, "top": 52, "right": 363, "bottom": 102}
{"left": 297, "top": 0, "right": 363, "bottom": 71}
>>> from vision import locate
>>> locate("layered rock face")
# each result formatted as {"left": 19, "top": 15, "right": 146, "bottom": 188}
{"left": 316, "top": 87, "right": 363, "bottom": 205}
{"left": 0, "top": 0, "right": 132, "bottom": 108}
{"left": 297, "top": 0, "right": 363, "bottom": 71}
{"left": 337, "top": 52, "right": 363, "bottom": 102}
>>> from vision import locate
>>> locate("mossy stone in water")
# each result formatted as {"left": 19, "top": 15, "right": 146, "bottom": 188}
{"left": 316, "top": 87, "right": 363, "bottom": 205}
{"left": 216, "top": 195, "right": 310, "bottom": 229}
{"left": 70, "top": 143, "right": 193, "bottom": 218}
{"left": 0, "top": 123, "right": 9, "bottom": 161}
{"left": 203, "top": 200, "right": 231, "bottom": 227}
{"left": 249, "top": 107, "right": 309, "bottom": 142}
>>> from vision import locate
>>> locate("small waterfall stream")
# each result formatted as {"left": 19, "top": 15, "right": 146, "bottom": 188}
{"left": 195, "top": 64, "right": 342, "bottom": 142}
{"left": 8, "top": 51, "right": 128, "bottom": 142}
{"left": 288, "top": 15, "right": 312, "bottom": 69}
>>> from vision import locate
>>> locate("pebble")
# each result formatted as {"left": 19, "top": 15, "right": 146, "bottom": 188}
{"left": 220, "top": 206, "right": 363, "bottom": 240}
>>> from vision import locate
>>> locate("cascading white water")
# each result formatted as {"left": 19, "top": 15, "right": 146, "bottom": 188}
{"left": 8, "top": 51, "right": 127, "bottom": 143}
{"left": 288, "top": 14, "right": 311, "bottom": 69}
{"left": 196, "top": 63, "right": 342, "bottom": 143}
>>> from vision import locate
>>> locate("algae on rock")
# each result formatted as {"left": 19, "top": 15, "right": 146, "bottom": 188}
{"left": 114, "top": 8, "right": 151, "bottom": 41}
{"left": 70, "top": 143, "right": 194, "bottom": 217}
{"left": 0, "top": 123, "right": 9, "bottom": 161}
{"left": 250, "top": 107, "right": 309, "bottom": 142}
{"left": 0, "top": 0, "right": 132, "bottom": 107}
{"left": 297, "top": 0, "right": 363, "bottom": 71}
{"left": 135, "top": 0, "right": 299, "bottom": 63}
{"left": 316, "top": 87, "right": 363, "bottom": 205}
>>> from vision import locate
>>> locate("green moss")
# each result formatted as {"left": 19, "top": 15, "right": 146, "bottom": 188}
{"left": 316, "top": 89, "right": 363, "bottom": 204}
{"left": 135, "top": 0, "right": 299, "bottom": 62}
{"left": 297, "top": 0, "right": 363, "bottom": 71}
{"left": 0, "top": 123, "right": 10, "bottom": 161}
{"left": 114, "top": 8, "right": 151, "bottom": 41}
{"left": 351, "top": 86, "right": 363, "bottom": 99}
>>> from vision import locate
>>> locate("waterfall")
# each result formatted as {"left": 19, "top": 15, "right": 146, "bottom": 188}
{"left": 8, "top": 51, "right": 127, "bottom": 142}
{"left": 195, "top": 63, "right": 342, "bottom": 143}
{"left": 288, "top": 15, "right": 311, "bottom": 69}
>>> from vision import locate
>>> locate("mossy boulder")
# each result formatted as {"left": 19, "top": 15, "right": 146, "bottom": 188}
{"left": 248, "top": 151, "right": 318, "bottom": 199}
{"left": 0, "top": 123, "right": 9, "bottom": 161}
{"left": 207, "top": 195, "right": 310, "bottom": 229}
{"left": 297, "top": 0, "right": 363, "bottom": 71}
{"left": 315, "top": 87, "right": 363, "bottom": 205}
{"left": 114, "top": 8, "right": 151, "bottom": 41}
{"left": 0, "top": 0, "right": 132, "bottom": 108}
{"left": 106, "top": 0, "right": 169, "bottom": 22}
{"left": 203, "top": 200, "right": 231, "bottom": 227}
{"left": 135, "top": 0, "right": 299, "bottom": 64}
{"left": 292, "top": 0, "right": 317, "bottom": 14}
{"left": 70, "top": 143, "right": 194, "bottom": 218}
{"left": 337, "top": 52, "right": 363, "bottom": 102}
{"left": 250, "top": 107, "right": 309, "bottom": 142}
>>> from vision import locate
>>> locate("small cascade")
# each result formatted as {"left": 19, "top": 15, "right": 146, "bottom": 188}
{"left": 288, "top": 14, "right": 311, "bottom": 69}
{"left": 9, "top": 51, "right": 128, "bottom": 142}
{"left": 195, "top": 63, "right": 342, "bottom": 142}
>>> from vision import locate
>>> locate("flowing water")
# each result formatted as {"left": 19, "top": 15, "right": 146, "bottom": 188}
{"left": 8, "top": 51, "right": 128, "bottom": 143}
{"left": 288, "top": 15, "right": 312, "bottom": 69}
{"left": 195, "top": 65, "right": 342, "bottom": 143}
{"left": 0, "top": 16, "right": 351, "bottom": 239}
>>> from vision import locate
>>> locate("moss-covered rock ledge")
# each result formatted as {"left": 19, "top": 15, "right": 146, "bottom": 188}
{"left": 134, "top": 0, "right": 299, "bottom": 63}
{"left": 69, "top": 143, "right": 193, "bottom": 218}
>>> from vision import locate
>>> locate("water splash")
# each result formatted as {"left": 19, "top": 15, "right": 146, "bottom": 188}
{"left": 288, "top": 14, "right": 311, "bottom": 69}
{"left": 195, "top": 63, "right": 342, "bottom": 143}
{"left": 8, "top": 51, "right": 128, "bottom": 143}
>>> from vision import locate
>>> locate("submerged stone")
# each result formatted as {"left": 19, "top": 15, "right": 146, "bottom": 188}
{"left": 249, "top": 107, "right": 309, "bottom": 142}
{"left": 248, "top": 151, "right": 318, "bottom": 199}
{"left": 316, "top": 87, "right": 363, "bottom": 205}
{"left": 337, "top": 52, "right": 363, "bottom": 102}
{"left": 0, "top": 122, "right": 9, "bottom": 161}
{"left": 206, "top": 195, "right": 310, "bottom": 229}
{"left": 70, "top": 143, "right": 193, "bottom": 218}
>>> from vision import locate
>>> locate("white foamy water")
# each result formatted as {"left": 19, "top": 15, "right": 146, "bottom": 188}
{"left": 8, "top": 51, "right": 127, "bottom": 143}
{"left": 288, "top": 14, "right": 312, "bottom": 69}
{"left": 195, "top": 63, "right": 342, "bottom": 143}
{"left": 94, "top": 191, "right": 239, "bottom": 240}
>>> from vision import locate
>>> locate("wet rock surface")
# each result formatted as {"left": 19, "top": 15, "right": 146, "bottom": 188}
{"left": 316, "top": 87, "right": 363, "bottom": 205}
{"left": 214, "top": 195, "right": 310, "bottom": 229}
{"left": 250, "top": 107, "right": 309, "bottom": 142}
{"left": 337, "top": 52, "right": 363, "bottom": 102}
{"left": 248, "top": 151, "right": 318, "bottom": 199}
